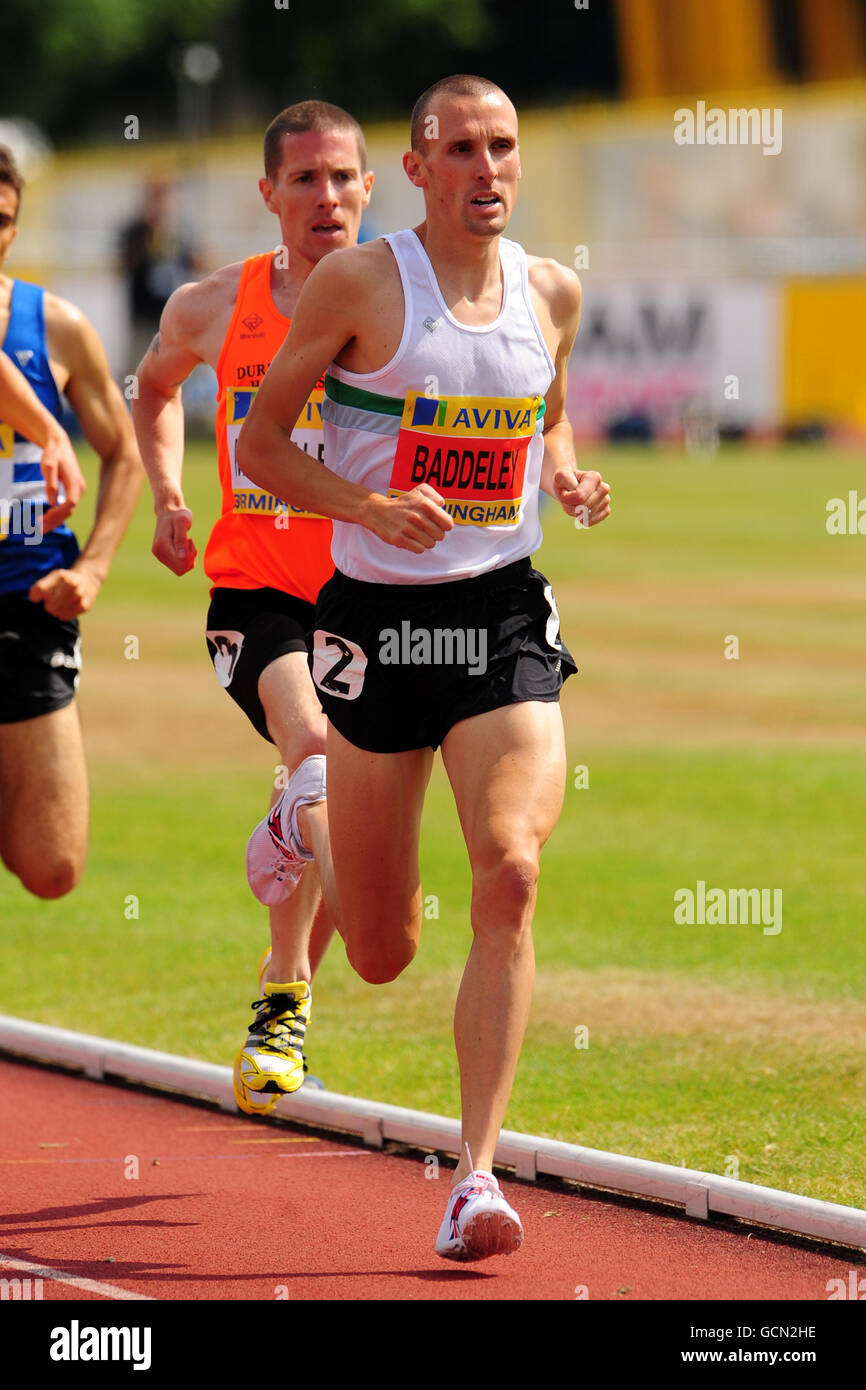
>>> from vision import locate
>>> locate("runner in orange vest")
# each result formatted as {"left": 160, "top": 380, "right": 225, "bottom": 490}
{"left": 132, "top": 102, "right": 374, "bottom": 1112}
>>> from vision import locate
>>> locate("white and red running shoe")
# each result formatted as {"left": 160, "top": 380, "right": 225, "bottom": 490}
{"left": 435, "top": 1170, "right": 524, "bottom": 1261}
{"left": 245, "top": 755, "right": 326, "bottom": 907}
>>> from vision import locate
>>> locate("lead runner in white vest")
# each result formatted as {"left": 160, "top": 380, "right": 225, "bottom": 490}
{"left": 239, "top": 75, "right": 611, "bottom": 1263}
{"left": 322, "top": 226, "right": 551, "bottom": 583}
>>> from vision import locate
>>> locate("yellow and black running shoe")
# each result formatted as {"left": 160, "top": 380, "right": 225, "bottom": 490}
{"left": 233, "top": 981, "right": 311, "bottom": 1115}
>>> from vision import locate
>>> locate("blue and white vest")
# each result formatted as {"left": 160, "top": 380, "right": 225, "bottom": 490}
{"left": 0, "top": 280, "right": 79, "bottom": 597}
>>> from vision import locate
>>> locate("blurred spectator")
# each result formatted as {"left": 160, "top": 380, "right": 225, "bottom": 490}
{"left": 118, "top": 178, "right": 200, "bottom": 374}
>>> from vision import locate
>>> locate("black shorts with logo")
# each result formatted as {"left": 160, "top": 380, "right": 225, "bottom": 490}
{"left": 0, "top": 596, "right": 81, "bottom": 725}
{"left": 205, "top": 586, "right": 316, "bottom": 744}
{"left": 310, "top": 557, "right": 576, "bottom": 753}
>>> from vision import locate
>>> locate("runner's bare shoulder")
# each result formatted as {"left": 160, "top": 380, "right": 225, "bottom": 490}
{"left": 159, "top": 261, "right": 245, "bottom": 355}
{"left": 42, "top": 292, "right": 97, "bottom": 352}
{"left": 42, "top": 293, "right": 108, "bottom": 388}
{"left": 526, "top": 256, "right": 582, "bottom": 329}
{"left": 304, "top": 238, "right": 396, "bottom": 308}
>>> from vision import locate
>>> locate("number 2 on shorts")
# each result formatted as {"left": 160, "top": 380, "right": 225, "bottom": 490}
{"left": 311, "top": 630, "right": 368, "bottom": 701}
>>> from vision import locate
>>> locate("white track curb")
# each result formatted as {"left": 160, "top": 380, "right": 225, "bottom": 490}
{"left": 1, "top": 1013, "right": 864, "bottom": 1251}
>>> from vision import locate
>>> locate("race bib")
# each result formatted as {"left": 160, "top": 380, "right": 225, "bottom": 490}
{"left": 0, "top": 422, "right": 14, "bottom": 463}
{"left": 225, "top": 385, "right": 326, "bottom": 519}
{"left": 388, "top": 390, "right": 544, "bottom": 527}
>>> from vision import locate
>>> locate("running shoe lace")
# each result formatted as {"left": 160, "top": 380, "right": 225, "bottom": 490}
{"left": 464, "top": 1172, "right": 498, "bottom": 1193}
{"left": 249, "top": 993, "right": 306, "bottom": 1052}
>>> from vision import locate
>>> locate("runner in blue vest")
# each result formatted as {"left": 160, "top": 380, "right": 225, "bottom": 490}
{"left": 0, "top": 350, "right": 85, "bottom": 533}
{"left": 0, "top": 145, "right": 142, "bottom": 898}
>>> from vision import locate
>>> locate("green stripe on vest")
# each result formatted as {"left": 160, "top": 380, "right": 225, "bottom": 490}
{"left": 324, "top": 375, "right": 405, "bottom": 417}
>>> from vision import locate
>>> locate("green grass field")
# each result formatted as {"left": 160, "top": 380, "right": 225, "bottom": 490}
{"left": 2, "top": 440, "right": 865, "bottom": 1206}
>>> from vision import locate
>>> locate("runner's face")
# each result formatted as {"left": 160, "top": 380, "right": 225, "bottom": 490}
{"left": 260, "top": 129, "right": 372, "bottom": 266}
{"left": 0, "top": 184, "right": 20, "bottom": 269}
{"left": 413, "top": 94, "right": 520, "bottom": 238}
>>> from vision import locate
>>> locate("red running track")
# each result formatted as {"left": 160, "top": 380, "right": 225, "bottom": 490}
{"left": 0, "top": 1057, "right": 858, "bottom": 1302}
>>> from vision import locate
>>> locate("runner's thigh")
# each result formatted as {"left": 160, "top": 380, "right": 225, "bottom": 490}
{"left": 325, "top": 719, "right": 433, "bottom": 951}
{"left": 0, "top": 703, "right": 88, "bottom": 884}
{"left": 441, "top": 700, "right": 567, "bottom": 873}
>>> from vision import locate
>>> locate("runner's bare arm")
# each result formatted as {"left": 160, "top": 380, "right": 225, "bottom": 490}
{"left": 28, "top": 298, "right": 143, "bottom": 619}
{"left": 132, "top": 277, "right": 225, "bottom": 574}
{"left": 0, "top": 349, "right": 72, "bottom": 453}
{"left": 0, "top": 352, "right": 86, "bottom": 531}
{"left": 239, "top": 251, "right": 452, "bottom": 553}
{"left": 531, "top": 260, "right": 610, "bottom": 528}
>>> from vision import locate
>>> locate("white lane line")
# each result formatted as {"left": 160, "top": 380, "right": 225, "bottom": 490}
{"left": 0, "top": 1252, "right": 154, "bottom": 1301}
{"left": 1, "top": 1149, "right": 377, "bottom": 1165}
{"left": 276, "top": 1151, "right": 374, "bottom": 1158}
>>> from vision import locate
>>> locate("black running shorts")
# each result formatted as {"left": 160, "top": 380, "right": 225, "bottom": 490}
{"left": 205, "top": 586, "right": 316, "bottom": 744}
{"left": 0, "top": 596, "right": 81, "bottom": 724}
{"left": 310, "top": 557, "right": 576, "bottom": 753}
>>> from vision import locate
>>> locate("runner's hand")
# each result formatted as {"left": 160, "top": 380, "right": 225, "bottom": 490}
{"left": 40, "top": 426, "right": 86, "bottom": 534}
{"left": 28, "top": 562, "right": 101, "bottom": 619}
{"left": 368, "top": 484, "right": 453, "bottom": 552}
{"left": 553, "top": 467, "right": 611, "bottom": 527}
{"left": 152, "top": 507, "right": 197, "bottom": 575}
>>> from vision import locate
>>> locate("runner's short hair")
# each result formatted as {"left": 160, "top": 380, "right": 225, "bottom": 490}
{"left": 264, "top": 101, "right": 366, "bottom": 181}
{"left": 0, "top": 146, "right": 24, "bottom": 217}
{"left": 410, "top": 75, "right": 508, "bottom": 152}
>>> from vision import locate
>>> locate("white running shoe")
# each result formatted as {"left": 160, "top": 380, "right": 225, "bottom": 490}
{"left": 246, "top": 755, "right": 326, "bottom": 906}
{"left": 435, "top": 1170, "right": 524, "bottom": 1261}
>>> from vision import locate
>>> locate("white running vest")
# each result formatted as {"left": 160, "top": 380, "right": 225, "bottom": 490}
{"left": 322, "top": 228, "right": 555, "bottom": 584}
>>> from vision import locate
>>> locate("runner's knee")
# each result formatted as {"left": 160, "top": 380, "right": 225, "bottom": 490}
{"left": 15, "top": 848, "right": 83, "bottom": 900}
{"left": 282, "top": 728, "right": 327, "bottom": 767}
{"left": 266, "top": 712, "right": 327, "bottom": 769}
{"left": 471, "top": 853, "right": 539, "bottom": 933}
{"left": 346, "top": 935, "right": 417, "bottom": 985}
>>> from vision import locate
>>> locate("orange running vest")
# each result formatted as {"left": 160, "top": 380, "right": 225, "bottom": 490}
{"left": 204, "top": 252, "right": 334, "bottom": 603}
